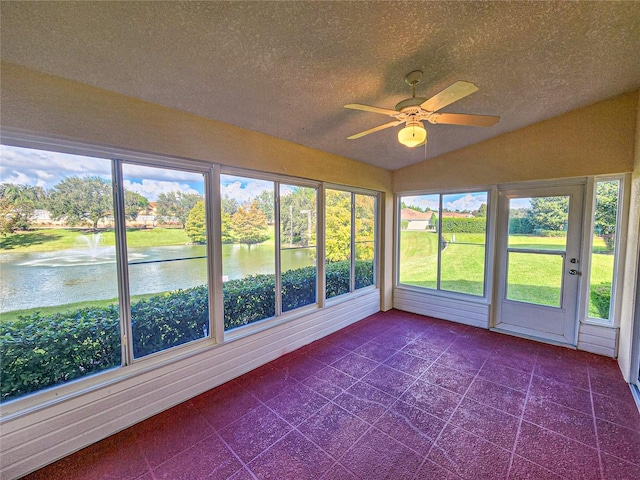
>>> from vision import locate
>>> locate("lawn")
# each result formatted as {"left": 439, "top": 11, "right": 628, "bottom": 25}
{"left": 399, "top": 231, "right": 614, "bottom": 317}
{"left": 0, "top": 227, "right": 191, "bottom": 252}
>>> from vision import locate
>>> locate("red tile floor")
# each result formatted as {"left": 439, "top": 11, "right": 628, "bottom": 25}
{"left": 23, "top": 310, "right": 640, "bottom": 479}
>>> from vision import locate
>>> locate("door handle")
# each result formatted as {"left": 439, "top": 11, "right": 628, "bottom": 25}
{"left": 569, "top": 269, "right": 579, "bottom": 276}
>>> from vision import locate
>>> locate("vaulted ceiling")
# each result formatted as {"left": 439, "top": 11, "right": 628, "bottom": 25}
{"left": 1, "top": 1, "right": 639, "bottom": 170}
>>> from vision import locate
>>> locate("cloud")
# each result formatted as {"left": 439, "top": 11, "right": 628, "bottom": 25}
{"left": 1, "top": 145, "right": 207, "bottom": 200}
{"left": 444, "top": 193, "right": 487, "bottom": 212}
{"left": 123, "top": 179, "right": 201, "bottom": 201}
{"left": 1, "top": 145, "right": 112, "bottom": 189}
{"left": 402, "top": 195, "right": 439, "bottom": 211}
{"left": 221, "top": 175, "right": 273, "bottom": 204}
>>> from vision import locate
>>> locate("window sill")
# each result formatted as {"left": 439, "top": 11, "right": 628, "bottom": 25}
{"left": 581, "top": 318, "right": 617, "bottom": 329}
{"left": 394, "top": 283, "right": 490, "bottom": 305}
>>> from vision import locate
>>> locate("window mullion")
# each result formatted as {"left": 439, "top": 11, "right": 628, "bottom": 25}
{"left": 436, "top": 194, "right": 443, "bottom": 291}
{"left": 111, "top": 159, "right": 133, "bottom": 366}
{"left": 350, "top": 192, "right": 356, "bottom": 292}
{"left": 275, "top": 183, "right": 282, "bottom": 317}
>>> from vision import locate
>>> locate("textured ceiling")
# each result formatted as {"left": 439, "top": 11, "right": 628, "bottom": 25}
{"left": 1, "top": 1, "right": 639, "bottom": 171}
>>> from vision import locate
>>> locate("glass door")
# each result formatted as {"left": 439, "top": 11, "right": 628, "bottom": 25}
{"left": 494, "top": 184, "right": 584, "bottom": 345}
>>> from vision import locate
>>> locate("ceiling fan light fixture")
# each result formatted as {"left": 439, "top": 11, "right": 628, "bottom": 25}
{"left": 398, "top": 122, "right": 427, "bottom": 148}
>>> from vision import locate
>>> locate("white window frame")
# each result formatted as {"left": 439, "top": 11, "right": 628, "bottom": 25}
{"left": 0, "top": 130, "right": 381, "bottom": 414}
{"left": 580, "top": 174, "right": 629, "bottom": 326}
{"left": 395, "top": 187, "right": 493, "bottom": 302}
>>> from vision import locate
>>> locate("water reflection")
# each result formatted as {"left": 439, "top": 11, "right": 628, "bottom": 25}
{"left": 1, "top": 243, "right": 314, "bottom": 313}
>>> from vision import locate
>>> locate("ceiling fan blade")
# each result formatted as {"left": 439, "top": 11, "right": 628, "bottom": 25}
{"left": 347, "top": 120, "right": 403, "bottom": 139}
{"left": 431, "top": 112, "right": 500, "bottom": 127}
{"left": 344, "top": 103, "right": 398, "bottom": 116}
{"left": 420, "top": 81, "right": 478, "bottom": 112}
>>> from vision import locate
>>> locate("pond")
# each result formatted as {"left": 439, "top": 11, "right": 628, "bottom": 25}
{"left": 0, "top": 243, "right": 314, "bottom": 313}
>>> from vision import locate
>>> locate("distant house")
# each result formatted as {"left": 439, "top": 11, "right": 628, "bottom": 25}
{"left": 400, "top": 208, "right": 437, "bottom": 230}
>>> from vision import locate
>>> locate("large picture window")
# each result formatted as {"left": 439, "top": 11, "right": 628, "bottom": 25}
{"left": 122, "top": 163, "right": 210, "bottom": 359}
{"left": 1, "top": 146, "right": 122, "bottom": 402}
{"left": 220, "top": 174, "right": 320, "bottom": 331}
{"left": 325, "top": 188, "right": 377, "bottom": 299}
{"left": 398, "top": 191, "right": 488, "bottom": 297}
{"left": 1, "top": 142, "right": 378, "bottom": 404}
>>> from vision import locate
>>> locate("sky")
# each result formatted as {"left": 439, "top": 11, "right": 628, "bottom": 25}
{"left": 402, "top": 192, "right": 488, "bottom": 212}
{"left": 0, "top": 145, "right": 304, "bottom": 203}
{"left": 1, "top": 145, "right": 203, "bottom": 201}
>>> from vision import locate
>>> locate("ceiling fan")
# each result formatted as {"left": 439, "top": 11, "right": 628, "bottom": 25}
{"left": 345, "top": 70, "right": 500, "bottom": 148}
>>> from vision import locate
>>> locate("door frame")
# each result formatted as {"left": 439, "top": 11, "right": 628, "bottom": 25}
{"left": 492, "top": 182, "right": 586, "bottom": 346}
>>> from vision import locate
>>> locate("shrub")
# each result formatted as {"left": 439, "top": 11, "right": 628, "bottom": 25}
{"left": 0, "top": 262, "right": 375, "bottom": 402}
{"left": 441, "top": 217, "right": 486, "bottom": 233}
{"left": 508, "top": 217, "right": 534, "bottom": 235}
{"left": 590, "top": 284, "right": 612, "bottom": 319}
{"left": 1, "top": 306, "right": 121, "bottom": 401}
{"left": 533, "top": 228, "right": 567, "bottom": 237}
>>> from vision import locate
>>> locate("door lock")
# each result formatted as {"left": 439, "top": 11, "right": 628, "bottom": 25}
{"left": 570, "top": 258, "right": 578, "bottom": 264}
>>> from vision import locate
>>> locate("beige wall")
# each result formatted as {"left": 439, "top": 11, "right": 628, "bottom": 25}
{"left": 394, "top": 90, "right": 639, "bottom": 191}
{"left": 617, "top": 94, "right": 640, "bottom": 382}
{"left": 0, "top": 62, "right": 392, "bottom": 192}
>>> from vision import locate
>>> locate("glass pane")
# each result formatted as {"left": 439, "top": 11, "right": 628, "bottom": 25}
{"left": 508, "top": 196, "right": 569, "bottom": 251}
{"left": 440, "top": 192, "right": 487, "bottom": 296}
{"left": 220, "top": 174, "right": 275, "bottom": 330}
{"left": 588, "top": 180, "right": 620, "bottom": 319}
{"left": 326, "top": 189, "right": 352, "bottom": 299}
{"left": 355, "top": 194, "right": 375, "bottom": 289}
{"left": 507, "top": 252, "right": 563, "bottom": 307}
{"left": 123, "top": 164, "right": 208, "bottom": 359}
{"left": 0, "top": 145, "right": 121, "bottom": 402}
{"left": 280, "top": 184, "right": 317, "bottom": 312}
{"left": 398, "top": 194, "right": 440, "bottom": 289}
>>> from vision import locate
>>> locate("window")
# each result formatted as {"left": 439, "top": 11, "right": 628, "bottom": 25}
{"left": 220, "top": 174, "right": 320, "bottom": 330}
{"left": 1, "top": 145, "right": 122, "bottom": 402}
{"left": 587, "top": 178, "right": 622, "bottom": 321}
{"left": 121, "top": 163, "right": 210, "bottom": 358}
{"left": 398, "top": 191, "right": 488, "bottom": 297}
{"left": 0, "top": 145, "right": 214, "bottom": 403}
{"left": 220, "top": 174, "right": 276, "bottom": 329}
{"left": 326, "top": 188, "right": 377, "bottom": 299}
{"left": 280, "top": 183, "right": 317, "bottom": 312}
{"left": 0, "top": 141, "right": 379, "bottom": 404}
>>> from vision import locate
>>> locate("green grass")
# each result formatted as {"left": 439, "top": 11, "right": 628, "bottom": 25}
{"left": 0, "top": 227, "right": 191, "bottom": 253}
{"left": 399, "top": 232, "right": 615, "bottom": 315}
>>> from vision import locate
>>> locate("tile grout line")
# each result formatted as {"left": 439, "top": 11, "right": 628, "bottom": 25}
{"left": 505, "top": 346, "right": 538, "bottom": 479}
{"left": 588, "top": 364, "right": 606, "bottom": 480}
{"left": 410, "top": 337, "right": 493, "bottom": 480}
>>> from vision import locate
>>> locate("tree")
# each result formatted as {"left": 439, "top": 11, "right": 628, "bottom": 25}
{"left": 325, "top": 190, "right": 351, "bottom": 262}
{"left": 254, "top": 190, "right": 275, "bottom": 224}
{"left": 156, "top": 191, "right": 202, "bottom": 228}
{"left": 473, "top": 203, "right": 487, "bottom": 218}
{"left": 231, "top": 200, "right": 269, "bottom": 248}
{"left": 280, "top": 187, "right": 315, "bottom": 247}
{"left": 526, "top": 196, "right": 569, "bottom": 232}
{"left": 124, "top": 190, "right": 150, "bottom": 221}
{"left": 594, "top": 181, "right": 619, "bottom": 251}
{"left": 0, "top": 183, "right": 45, "bottom": 234}
{"left": 185, "top": 201, "right": 207, "bottom": 243}
{"left": 48, "top": 176, "right": 113, "bottom": 230}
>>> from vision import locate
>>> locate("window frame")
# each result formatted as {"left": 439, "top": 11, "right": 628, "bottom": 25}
{"left": 395, "top": 187, "right": 492, "bottom": 301}
{"left": 0, "top": 131, "right": 381, "bottom": 411}
{"left": 580, "top": 174, "right": 629, "bottom": 326}
{"left": 324, "top": 184, "right": 379, "bottom": 303}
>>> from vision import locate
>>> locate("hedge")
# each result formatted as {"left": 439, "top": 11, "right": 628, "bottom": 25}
{"left": 0, "top": 260, "right": 373, "bottom": 402}
{"left": 441, "top": 217, "right": 486, "bottom": 233}
{"left": 590, "top": 283, "right": 612, "bottom": 319}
